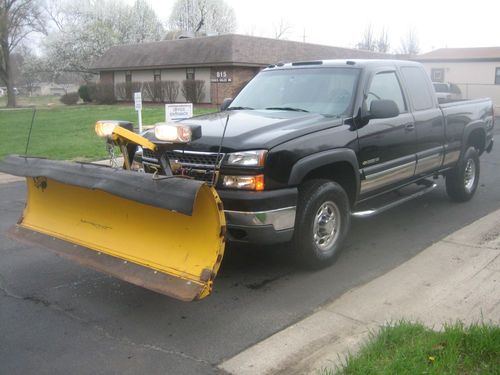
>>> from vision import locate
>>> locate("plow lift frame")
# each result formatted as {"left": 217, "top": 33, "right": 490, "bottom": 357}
{"left": 1, "top": 124, "right": 226, "bottom": 301}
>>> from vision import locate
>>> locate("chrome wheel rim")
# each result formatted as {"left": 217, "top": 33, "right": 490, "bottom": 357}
{"left": 464, "top": 158, "right": 476, "bottom": 192}
{"left": 313, "top": 201, "right": 341, "bottom": 251}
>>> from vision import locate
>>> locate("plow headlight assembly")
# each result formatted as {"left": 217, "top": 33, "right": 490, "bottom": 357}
{"left": 95, "top": 121, "right": 119, "bottom": 138}
{"left": 222, "top": 174, "right": 265, "bottom": 191}
{"left": 226, "top": 150, "right": 267, "bottom": 166}
{"left": 154, "top": 123, "right": 192, "bottom": 143}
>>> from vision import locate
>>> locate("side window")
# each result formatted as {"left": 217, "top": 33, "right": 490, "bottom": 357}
{"left": 366, "top": 71, "right": 406, "bottom": 113}
{"left": 401, "top": 67, "right": 434, "bottom": 111}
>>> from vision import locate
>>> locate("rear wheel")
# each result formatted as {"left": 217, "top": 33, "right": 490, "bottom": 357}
{"left": 445, "top": 146, "right": 480, "bottom": 202}
{"left": 292, "top": 179, "right": 351, "bottom": 269}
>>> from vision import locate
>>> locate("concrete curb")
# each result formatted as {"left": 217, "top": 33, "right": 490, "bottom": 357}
{"left": 219, "top": 209, "right": 500, "bottom": 375}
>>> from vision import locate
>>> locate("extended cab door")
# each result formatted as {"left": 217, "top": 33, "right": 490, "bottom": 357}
{"left": 357, "top": 69, "right": 417, "bottom": 196}
{"left": 399, "top": 66, "right": 445, "bottom": 176}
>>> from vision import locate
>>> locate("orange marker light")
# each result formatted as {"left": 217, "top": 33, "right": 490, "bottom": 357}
{"left": 255, "top": 174, "right": 265, "bottom": 191}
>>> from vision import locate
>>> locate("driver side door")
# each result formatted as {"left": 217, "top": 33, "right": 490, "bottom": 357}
{"left": 357, "top": 69, "right": 417, "bottom": 196}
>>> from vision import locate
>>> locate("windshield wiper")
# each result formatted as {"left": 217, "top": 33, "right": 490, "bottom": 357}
{"left": 264, "top": 107, "right": 309, "bottom": 112}
{"left": 227, "top": 106, "right": 254, "bottom": 110}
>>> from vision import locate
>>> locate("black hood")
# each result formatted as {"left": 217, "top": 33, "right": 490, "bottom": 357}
{"left": 146, "top": 110, "right": 344, "bottom": 152}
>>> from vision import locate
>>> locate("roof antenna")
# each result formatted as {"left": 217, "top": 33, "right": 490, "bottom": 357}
{"left": 212, "top": 113, "right": 230, "bottom": 186}
{"left": 24, "top": 107, "right": 37, "bottom": 156}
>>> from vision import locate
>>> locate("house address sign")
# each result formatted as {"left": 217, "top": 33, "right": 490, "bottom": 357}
{"left": 211, "top": 71, "right": 232, "bottom": 83}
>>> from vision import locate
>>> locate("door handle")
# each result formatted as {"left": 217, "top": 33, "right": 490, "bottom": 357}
{"left": 404, "top": 123, "right": 415, "bottom": 131}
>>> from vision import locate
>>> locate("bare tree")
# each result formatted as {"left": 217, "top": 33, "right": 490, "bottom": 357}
{"left": 273, "top": 18, "right": 291, "bottom": 40}
{"left": 168, "top": 0, "right": 236, "bottom": 35}
{"left": 376, "top": 27, "right": 390, "bottom": 53}
{"left": 399, "top": 28, "right": 420, "bottom": 55}
{"left": 0, "top": 0, "right": 45, "bottom": 107}
{"left": 356, "top": 24, "right": 375, "bottom": 51}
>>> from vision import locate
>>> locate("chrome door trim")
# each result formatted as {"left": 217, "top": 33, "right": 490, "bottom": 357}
{"left": 415, "top": 146, "right": 444, "bottom": 175}
{"left": 361, "top": 159, "right": 416, "bottom": 194}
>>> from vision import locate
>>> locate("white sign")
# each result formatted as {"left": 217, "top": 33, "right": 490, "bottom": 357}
{"left": 134, "top": 92, "right": 142, "bottom": 111}
{"left": 165, "top": 103, "right": 193, "bottom": 121}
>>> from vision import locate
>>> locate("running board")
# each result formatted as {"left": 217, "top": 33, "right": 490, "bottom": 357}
{"left": 352, "top": 180, "right": 437, "bottom": 218}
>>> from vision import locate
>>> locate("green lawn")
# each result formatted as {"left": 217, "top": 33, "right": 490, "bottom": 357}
{"left": 0, "top": 102, "right": 217, "bottom": 161}
{"left": 320, "top": 321, "right": 500, "bottom": 375}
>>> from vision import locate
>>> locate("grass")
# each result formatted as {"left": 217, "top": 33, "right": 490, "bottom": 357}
{"left": 0, "top": 101, "right": 217, "bottom": 161}
{"left": 319, "top": 321, "right": 500, "bottom": 375}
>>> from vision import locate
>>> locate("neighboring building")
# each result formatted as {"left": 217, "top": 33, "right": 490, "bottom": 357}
{"left": 415, "top": 47, "right": 500, "bottom": 108}
{"left": 91, "top": 34, "right": 386, "bottom": 105}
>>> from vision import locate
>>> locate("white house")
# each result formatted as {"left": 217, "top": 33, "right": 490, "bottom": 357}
{"left": 415, "top": 47, "right": 500, "bottom": 109}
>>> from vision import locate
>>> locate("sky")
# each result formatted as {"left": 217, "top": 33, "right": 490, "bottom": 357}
{"left": 143, "top": 0, "right": 500, "bottom": 53}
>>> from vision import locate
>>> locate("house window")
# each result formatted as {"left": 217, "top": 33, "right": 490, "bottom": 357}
{"left": 125, "top": 71, "right": 132, "bottom": 83}
{"left": 431, "top": 68, "right": 445, "bottom": 83}
{"left": 495, "top": 68, "right": 500, "bottom": 84}
{"left": 186, "top": 68, "right": 195, "bottom": 80}
{"left": 154, "top": 70, "right": 161, "bottom": 81}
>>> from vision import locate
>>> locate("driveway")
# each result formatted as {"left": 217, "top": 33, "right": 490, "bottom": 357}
{"left": 1, "top": 131, "right": 500, "bottom": 374}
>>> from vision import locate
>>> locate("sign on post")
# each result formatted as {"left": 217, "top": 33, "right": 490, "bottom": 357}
{"left": 134, "top": 92, "right": 142, "bottom": 132}
{"left": 165, "top": 103, "right": 193, "bottom": 122}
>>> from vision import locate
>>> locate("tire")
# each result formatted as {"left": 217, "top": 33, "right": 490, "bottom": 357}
{"left": 445, "top": 146, "right": 480, "bottom": 202}
{"left": 292, "top": 179, "right": 351, "bottom": 269}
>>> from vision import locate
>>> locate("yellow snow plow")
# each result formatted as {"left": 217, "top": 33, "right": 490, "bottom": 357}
{"left": 0, "top": 122, "right": 226, "bottom": 301}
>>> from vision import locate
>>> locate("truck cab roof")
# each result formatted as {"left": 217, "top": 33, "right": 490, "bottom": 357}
{"left": 264, "top": 59, "right": 423, "bottom": 71}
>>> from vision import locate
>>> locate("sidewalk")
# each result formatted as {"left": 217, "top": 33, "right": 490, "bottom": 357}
{"left": 220, "top": 209, "right": 500, "bottom": 375}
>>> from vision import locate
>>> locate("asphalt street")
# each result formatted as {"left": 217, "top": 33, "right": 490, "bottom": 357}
{"left": 1, "top": 130, "right": 500, "bottom": 374}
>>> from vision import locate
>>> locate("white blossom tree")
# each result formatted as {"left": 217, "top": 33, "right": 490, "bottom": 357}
{"left": 43, "top": 0, "right": 164, "bottom": 80}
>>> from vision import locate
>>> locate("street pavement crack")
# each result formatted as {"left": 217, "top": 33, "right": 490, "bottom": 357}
{"left": 92, "top": 325, "right": 212, "bottom": 365}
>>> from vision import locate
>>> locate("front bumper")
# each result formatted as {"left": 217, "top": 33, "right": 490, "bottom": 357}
{"left": 218, "top": 188, "right": 298, "bottom": 244}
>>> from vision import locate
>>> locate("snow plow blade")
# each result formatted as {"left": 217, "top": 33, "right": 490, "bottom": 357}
{"left": 1, "top": 156, "right": 226, "bottom": 301}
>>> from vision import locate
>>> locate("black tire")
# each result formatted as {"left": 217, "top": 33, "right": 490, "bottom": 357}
{"left": 445, "top": 146, "right": 480, "bottom": 202}
{"left": 292, "top": 179, "right": 351, "bottom": 269}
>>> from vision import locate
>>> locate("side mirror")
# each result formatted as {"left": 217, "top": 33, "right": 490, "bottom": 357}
{"left": 220, "top": 98, "right": 233, "bottom": 111}
{"left": 369, "top": 100, "right": 400, "bottom": 119}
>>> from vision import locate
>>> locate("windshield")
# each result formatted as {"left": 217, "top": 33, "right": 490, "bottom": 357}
{"left": 229, "top": 67, "right": 360, "bottom": 117}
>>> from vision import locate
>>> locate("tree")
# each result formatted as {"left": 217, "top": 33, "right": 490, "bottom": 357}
{"left": 399, "top": 28, "right": 420, "bottom": 56}
{"left": 43, "top": 0, "right": 164, "bottom": 80}
{"left": 0, "top": 0, "right": 45, "bottom": 107}
{"left": 168, "top": 0, "right": 236, "bottom": 35}
{"left": 17, "top": 47, "right": 46, "bottom": 95}
{"left": 376, "top": 27, "right": 390, "bottom": 53}
{"left": 273, "top": 18, "right": 291, "bottom": 40}
{"left": 356, "top": 24, "right": 375, "bottom": 51}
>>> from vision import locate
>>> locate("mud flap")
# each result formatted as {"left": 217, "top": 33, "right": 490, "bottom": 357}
{"left": 1, "top": 156, "right": 226, "bottom": 301}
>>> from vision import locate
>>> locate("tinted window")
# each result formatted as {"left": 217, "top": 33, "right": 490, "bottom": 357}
{"left": 401, "top": 67, "right": 434, "bottom": 111}
{"left": 433, "top": 83, "right": 449, "bottom": 93}
{"left": 366, "top": 72, "right": 406, "bottom": 113}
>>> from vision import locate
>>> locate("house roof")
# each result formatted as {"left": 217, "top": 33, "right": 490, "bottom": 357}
{"left": 415, "top": 47, "right": 500, "bottom": 62}
{"left": 91, "top": 34, "right": 387, "bottom": 71}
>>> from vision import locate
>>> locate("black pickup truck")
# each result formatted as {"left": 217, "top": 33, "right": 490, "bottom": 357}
{"left": 139, "top": 59, "right": 494, "bottom": 268}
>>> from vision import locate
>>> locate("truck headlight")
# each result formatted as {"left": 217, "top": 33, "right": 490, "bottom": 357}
{"left": 154, "top": 123, "right": 192, "bottom": 143}
{"left": 226, "top": 150, "right": 267, "bottom": 166}
{"left": 95, "top": 121, "right": 118, "bottom": 137}
{"left": 222, "top": 174, "right": 265, "bottom": 191}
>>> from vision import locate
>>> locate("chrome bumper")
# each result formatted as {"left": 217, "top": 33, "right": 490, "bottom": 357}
{"left": 224, "top": 206, "right": 296, "bottom": 231}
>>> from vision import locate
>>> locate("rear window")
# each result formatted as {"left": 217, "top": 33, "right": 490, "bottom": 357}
{"left": 401, "top": 67, "right": 434, "bottom": 111}
{"left": 433, "top": 83, "right": 449, "bottom": 93}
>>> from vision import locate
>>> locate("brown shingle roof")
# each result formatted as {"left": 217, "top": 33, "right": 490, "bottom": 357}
{"left": 91, "top": 34, "right": 387, "bottom": 71}
{"left": 415, "top": 47, "right": 500, "bottom": 62}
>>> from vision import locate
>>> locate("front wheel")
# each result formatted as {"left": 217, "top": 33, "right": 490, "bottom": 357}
{"left": 445, "top": 146, "right": 480, "bottom": 202}
{"left": 292, "top": 179, "right": 351, "bottom": 269}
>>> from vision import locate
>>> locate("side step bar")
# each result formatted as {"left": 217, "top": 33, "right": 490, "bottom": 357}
{"left": 352, "top": 180, "right": 437, "bottom": 218}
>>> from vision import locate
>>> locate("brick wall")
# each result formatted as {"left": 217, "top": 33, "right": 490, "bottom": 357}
{"left": 210, "top": 66, "right": 260, "bottom": 105}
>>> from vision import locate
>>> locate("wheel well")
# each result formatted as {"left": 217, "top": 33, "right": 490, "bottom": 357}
{"left": 302, "top": 162, "right": 357, "bottom": 206}
{"left": 467, "top": 128, "right": 486, "bottom": 154}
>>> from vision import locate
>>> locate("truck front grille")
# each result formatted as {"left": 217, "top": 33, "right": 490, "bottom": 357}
{"left": 141, "top": 149, "right": 225, "bottom": 184}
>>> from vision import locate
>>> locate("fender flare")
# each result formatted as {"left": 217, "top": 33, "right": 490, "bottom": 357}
{"left": 288, "top": 148, "right": 360, "bottom": 198}
{"left": 462, "top": 121, "right": 487, "bottom": 153}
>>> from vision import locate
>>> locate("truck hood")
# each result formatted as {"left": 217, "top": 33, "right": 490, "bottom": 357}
{"left": 147, "top": 110, "right": 344, "bottom": 152}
